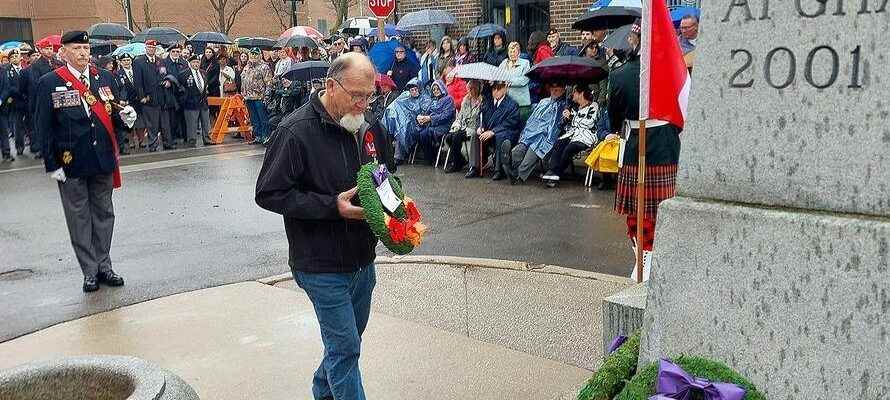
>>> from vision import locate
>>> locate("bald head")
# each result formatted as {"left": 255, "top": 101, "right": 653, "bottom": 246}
{"left": 328, "top": 52, "right": 376, "bottom": 82}
{"left": 322, "top": 52, "right": 378, "bottom": 121}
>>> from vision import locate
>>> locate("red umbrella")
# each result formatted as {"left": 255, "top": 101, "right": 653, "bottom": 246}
{"left": 36, "top": 34, "right": 62, "bottom": 51}
{"left": 376, "top": 73, "right": 397, "bottom": 90}
{"left": 278, "top": 26, "right": 324, "bottom": 42}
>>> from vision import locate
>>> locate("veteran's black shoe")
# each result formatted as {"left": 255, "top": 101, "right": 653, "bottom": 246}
{"left": 464, "top": 168, "right": 479, "bottom": 178}
{"left": 97, "top": 270, "right": 125, "bottom": 287}
{"left": 83, "top": 276, "right": 100, "bottom": 292}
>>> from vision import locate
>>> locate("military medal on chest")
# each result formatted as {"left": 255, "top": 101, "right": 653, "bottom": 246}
{"left": 84, "top": 91, "right": 98, "bottom": 106}
{"left": 62, "top": 151, "right": 73, "bottom": 165}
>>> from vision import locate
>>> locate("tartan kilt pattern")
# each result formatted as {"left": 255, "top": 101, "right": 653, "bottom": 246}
{"left": 614, "top": 164, "right": 678, "bottom": 219}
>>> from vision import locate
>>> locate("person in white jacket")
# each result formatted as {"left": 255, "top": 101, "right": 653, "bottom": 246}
{"left": 498, "top": 42, "right": 531, "bottom": 120}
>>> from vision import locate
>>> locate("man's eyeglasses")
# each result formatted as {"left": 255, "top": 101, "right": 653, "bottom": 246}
{"left": 331, "top": 78, "right": 378, "bottom": 105}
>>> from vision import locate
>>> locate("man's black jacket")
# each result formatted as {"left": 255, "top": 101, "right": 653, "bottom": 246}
{"left": 255, "top": 91, "right": 396, "bottom": 273}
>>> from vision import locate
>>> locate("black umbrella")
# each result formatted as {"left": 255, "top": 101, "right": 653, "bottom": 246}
{"left": 602, "top": 24, "right": 633, "bottom": 52}
{"left": 236, "top": 37, "right": 276, "bottom": 50}
{"left": 133, "top": 27, "right": 187, "bottom": 46}
{"left": 525, "top": 56, "right": 608, "bottom": 84}
{"left": 283, "top": 61, "right": 330, "bottom": 82}
{"left": 467, "top": 23, "right": 506, "bottom": 40}
{"left": 88, "top": 23, "right": 134, "bottom": 40}
{"left": 190, "top": 31, "right": 231, "bottom": 45}
{"left": 90, "top": 39, "right": 118, "bottom": 57}
{"left": 274, "top": 35, "right": 318, "bottom": 49}
{"left": 572, "top": 3, "right": 641, "bottom": 31}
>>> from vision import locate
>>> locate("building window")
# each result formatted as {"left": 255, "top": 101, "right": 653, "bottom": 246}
{"left": 0, "top": 17, "right": 33, "bottom": 44}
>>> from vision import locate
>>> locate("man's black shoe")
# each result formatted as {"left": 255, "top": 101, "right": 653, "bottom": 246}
{"left": 97, "top": 270, "right": 125, "bottom": 287}
{"left": 491, "top": 172, "right": 505, "bottom": 181}
{"left": 509, "top": 175, "right": 518, "bottom": 185}
{"left": 465, "top": 168, "right": 479, "bottom": 178}
{"left": 83, "top": 276, "right": 100, "bottom": 292}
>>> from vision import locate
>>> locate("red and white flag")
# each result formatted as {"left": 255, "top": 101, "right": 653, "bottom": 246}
{"left": 639, "top": 0, "right": 691, "bottom": 129}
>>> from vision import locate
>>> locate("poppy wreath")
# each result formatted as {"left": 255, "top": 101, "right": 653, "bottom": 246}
{"left": 357, "top": 162, "right": 427, "bottom": 255}
{"left": 614, "top": 356, "right": 767, "bottom": 400}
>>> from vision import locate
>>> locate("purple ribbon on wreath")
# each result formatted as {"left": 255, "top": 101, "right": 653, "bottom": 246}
{"left": 372, "top": 164, "right": 389, "bottom": 186}
{"left": 648, "top": 359, "right": 746, "bottom": 400}
{"left": 607, "top": 335, "right": 628, "bottom": 354}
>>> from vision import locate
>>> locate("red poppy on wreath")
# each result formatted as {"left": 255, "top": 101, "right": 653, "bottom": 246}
{"left": 405, "top": 200, "right": 421, "bottom": 223}
{"left": 386, "top": 216, "right": 407, "bottom": 242}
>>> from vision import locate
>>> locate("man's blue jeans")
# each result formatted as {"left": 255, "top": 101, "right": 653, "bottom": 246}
{"left": 245, "top": 99, "right": 269, "bottom": 142}
{"left": 293, "top": 264, "right": 376, "bottom": 400}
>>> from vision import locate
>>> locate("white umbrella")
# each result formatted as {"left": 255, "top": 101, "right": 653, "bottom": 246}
{"left": 448, "top": 62, "right": 513, "bottom": 82}
{"left": 340, "top": 17, "right": 377, "bottom": 35}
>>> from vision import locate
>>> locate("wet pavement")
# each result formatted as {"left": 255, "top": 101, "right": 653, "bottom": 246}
{"left": 0, "top": 145, "right": 629, "bottom": 342}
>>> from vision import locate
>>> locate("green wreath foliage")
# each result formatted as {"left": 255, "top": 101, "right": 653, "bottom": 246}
{"left": 614, "top": 356, "right": 767, "bottom": 400}
{"left": 357, "top": 162, "right": 415, "bottom": 255}
{"left": 576, "top": 333, "right": 641, "bottom": 400}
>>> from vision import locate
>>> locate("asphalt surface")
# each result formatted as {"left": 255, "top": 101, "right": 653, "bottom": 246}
{"left": 0, "top": 144, "right": 629, "bottom": 343}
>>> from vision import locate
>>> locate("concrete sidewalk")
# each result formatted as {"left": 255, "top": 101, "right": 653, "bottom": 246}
{"left": 0, "top": 281, "right": 590, "bottom": 399}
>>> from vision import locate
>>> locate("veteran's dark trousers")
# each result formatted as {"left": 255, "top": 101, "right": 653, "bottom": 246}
{"left": 58, "top": 174, "right": 115, "bottom": 278}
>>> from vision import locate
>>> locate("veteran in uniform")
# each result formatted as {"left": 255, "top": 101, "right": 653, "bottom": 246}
{"left": 36, "top": 31, "right": 137, "bottom": 292}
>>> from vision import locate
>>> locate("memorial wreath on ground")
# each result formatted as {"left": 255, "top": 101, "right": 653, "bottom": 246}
{"left": 357, "top": 162, "right": 426, "bottom": 255}
{"left": 577, "top": 333, "right": 767, "bottom": 400}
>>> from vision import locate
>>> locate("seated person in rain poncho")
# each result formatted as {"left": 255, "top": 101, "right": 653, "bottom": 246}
{"left": 412, "top": 80, "right": 456, "bottom": 164}
{"left": 504, "top": 83, "right": 568, "bottom": 183}
{"left": 383, "top": 78, "right": 431, "bottom": 163}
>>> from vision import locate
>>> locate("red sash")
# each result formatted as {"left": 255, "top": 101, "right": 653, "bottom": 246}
{"left": 54, "top": 66, "right": 121, "bottom": 188}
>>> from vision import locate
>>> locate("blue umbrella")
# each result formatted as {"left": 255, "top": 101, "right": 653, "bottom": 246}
{"left": 0, "top": 41, "right": 23, "bottom": 51}
{"left": 112, "top": 42, "right": 147, "bottom": 57}
{"left": 368, "top": 39, "right": 419, "bottom": 76}
{"left": 671, "top": 6, "right": 701, "bottom": 28}
{"left": 467, "top": 23, "right": 506, "bottom": 40}
{"left": 368, "top": 24, "right": 406, "bottom": 37}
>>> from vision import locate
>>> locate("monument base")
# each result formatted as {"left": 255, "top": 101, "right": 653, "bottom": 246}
{"left": 641, "top": 196, "right": 890, "bottom": 399}
{"left": 602, "top": 282, "right": 647, "bottom": 354}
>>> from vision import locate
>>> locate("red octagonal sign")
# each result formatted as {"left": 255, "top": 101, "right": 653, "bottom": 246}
{"left": 368, "top": 0, "right": 395, "bottom": 18}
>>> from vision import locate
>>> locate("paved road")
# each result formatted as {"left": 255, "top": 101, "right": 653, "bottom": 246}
{"left": 0, "top": 145, "right": 629, "bottom": 342}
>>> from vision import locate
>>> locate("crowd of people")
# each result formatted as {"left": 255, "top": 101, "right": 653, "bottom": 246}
{"left": 0, "top": 14, "right": 700, "bottom": 193}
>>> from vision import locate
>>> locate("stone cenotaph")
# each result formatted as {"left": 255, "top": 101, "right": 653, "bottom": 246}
{"left": 639, "top": 0, "right": 890, "bottom": 398}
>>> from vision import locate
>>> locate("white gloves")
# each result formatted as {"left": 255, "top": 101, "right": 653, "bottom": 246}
{"left": 119, "top": 105, "right": 137, "bottom": 129}
{"left": 50, "top": 168, "right": 67, "bottom": 183}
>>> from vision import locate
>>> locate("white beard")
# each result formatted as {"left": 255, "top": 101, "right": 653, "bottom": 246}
{"left": 339, "top": 113, "right": 365, "bottom": 133}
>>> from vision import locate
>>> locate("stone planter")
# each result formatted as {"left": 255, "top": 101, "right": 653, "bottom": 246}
{"left": 0, "top": 355, "right": 199, "bottom": 400}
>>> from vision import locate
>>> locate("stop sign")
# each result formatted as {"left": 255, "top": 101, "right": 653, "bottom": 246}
{"left": 368, "top": 0, "right": 395, "bottom": 18}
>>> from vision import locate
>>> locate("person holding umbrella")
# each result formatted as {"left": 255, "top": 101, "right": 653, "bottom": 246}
{"left": 482, "top": 32, "right": 508, "bottom": 67}
{"left": 542, "top": 85, "right": 600, "bottom": 188}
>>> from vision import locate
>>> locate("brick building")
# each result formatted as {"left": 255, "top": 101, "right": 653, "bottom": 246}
{"left": 393, "top": 0, "right": 700, "bottom": 50}
{"left": 0, "top": 0, "right": 339, "bottom": 44}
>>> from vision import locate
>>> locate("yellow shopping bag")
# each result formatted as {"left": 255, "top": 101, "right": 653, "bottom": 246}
{"left": 585, "top": 138, "right": 621, "bottom": 173}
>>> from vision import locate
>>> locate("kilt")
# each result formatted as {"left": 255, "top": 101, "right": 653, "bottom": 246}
{"left": 614, "top": 163, "right": 678, "bottom": 219}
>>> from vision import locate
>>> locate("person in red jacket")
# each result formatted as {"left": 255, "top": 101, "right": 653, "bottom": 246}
{"left": 441, "top": 61, "right": 467, "bottom": 112}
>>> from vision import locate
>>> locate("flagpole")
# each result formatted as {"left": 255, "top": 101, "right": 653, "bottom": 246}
{"left": 635, "top": 120, "right": 647, "bottom": 283}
